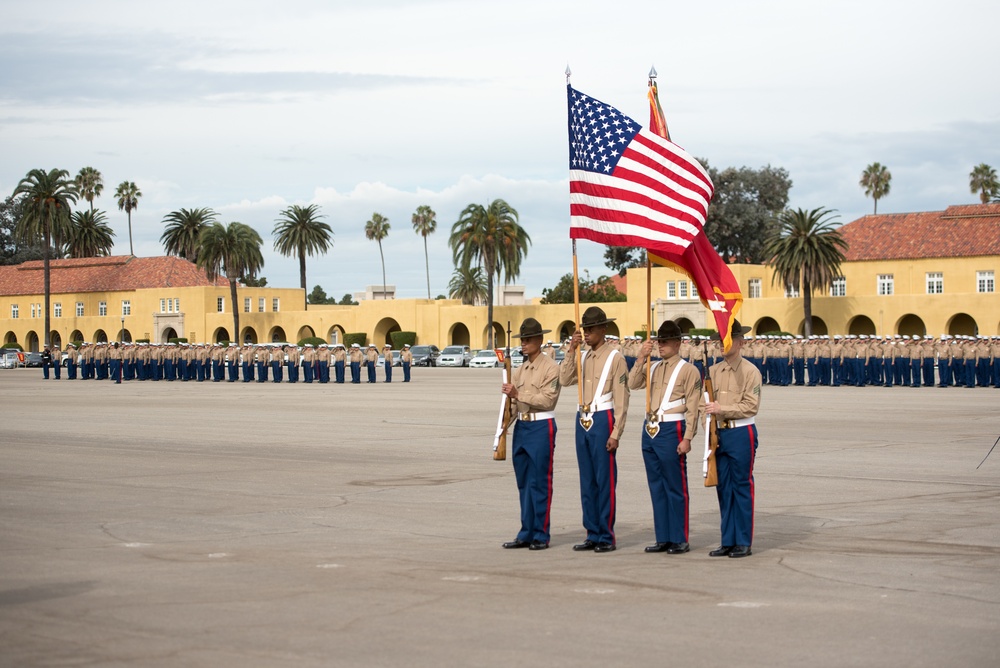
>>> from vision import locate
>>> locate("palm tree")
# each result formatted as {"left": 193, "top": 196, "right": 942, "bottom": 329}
{"left": 364, "top": 212, "right": 391, "bottom": 299}
{"left": 411, "top": 205, "right": 437, "bottom": 299}
{"left": 67, "top": 210, "right": 115, "bottom": 258}
{"left": 74, "top": 167, "right": 104, "bottom": 214}
{"left": 859, "top": 162, "right": 891, "bottom": 214}
{"left": 449, "top": 199, "right": 529, "bottom": 347}
{"left": 448, "top": 265, "right": 488, "bottom": 305}
{"left": 114, "top": 181, "right": 142, "bottom": 256}
{"left": 196, "top": 222, "right": 264, "bottom": 345}
{"left": 764, "top": 207, "right": 848, "bottom": 337}
{"left": 12, "top": 168, "right": 78, "bottom": 347}
{"left": 273, "top": 204, "right": 333, "bottom": 293}
{"left": 161, "top": 207, "right": 217, "bottom": 262}
{"left": 969, "top": 163, "right": 999, "bottom": 204}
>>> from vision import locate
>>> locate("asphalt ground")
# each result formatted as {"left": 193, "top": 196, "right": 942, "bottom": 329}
{"left": 1, "top": 366, "right": 999, "bottom": 667}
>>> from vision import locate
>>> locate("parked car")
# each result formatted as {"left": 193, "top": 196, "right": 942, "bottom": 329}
{"left": 469, "top": 349, "right": 499, "bottom": 368}
{"left": 438, "top": 345, "right": 471, "bottom": 367}
{"left": 1, "top": 350, "right": 22, "bottom": 369}
{"left": 509, "top": 347, "right": 524, "bottom": 368}
{"left": 377, "top": 351, "right": 402, "bottom": 367}
{"left": 409, "top": 345, "right": 441, "bottom": 367}
{"left": 554, "top": 349, "right": 566, "bottom": 363}
{"left": 25, "top": 352, "right": 43, "bottom": 367}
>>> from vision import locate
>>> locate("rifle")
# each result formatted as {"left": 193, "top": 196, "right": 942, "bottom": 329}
{"left": 492, "top": 321, "right": 516, "bottom": 461}
{"left": 702, "top": 340, "right": 719, "bottom": 487}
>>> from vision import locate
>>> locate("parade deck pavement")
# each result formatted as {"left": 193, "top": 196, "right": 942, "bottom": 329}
{"left": 2, "top": 368, "right": 999, "bottom": 667}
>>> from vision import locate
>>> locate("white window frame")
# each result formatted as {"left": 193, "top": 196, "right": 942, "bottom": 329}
{"left": 244, "top": 297, "right": 251, "bottom": 313}
{"left": 666, "top": 281, "right": 676, "bottom": 299}
{"left": 272, "top": 298, "right": 279, "bottom": 312}
{"left": 878, "top": 274, "right": 894, "bottom": 296}
{"left": 99, "top": 301, "right": 107, "bottom": 316}
{"left": 173, "top": 298, "right": 180, "bottom": 312}
{"left": 30, "top": 303, "right": 36, "bottom": 318}
{"left": 54, "top": 302, "right": 62, "bottom": 318}
{"left": 122, "top": 300, "right": 131, "bottom": 316}
{"left": 690, "top": 282, "right": 698, "bottom": 299}
{"left": 258, "top": 298, "right": 265, "bottom": 313}
{"left": 160, "top": 298, "right": 167, "bottom": 313}
{"left": 76, "top": 302, "right": 84, "bottom": 317}
{"left": 977, "top": 270, "right": 995, "bottom": 294}
{"left": 748, "top": 278, "right": 761, "bottom": 299}
{"left": 679, "top": 281, "right": 688, "bottom": 299}
{"left": 830, "top": 277, "right": 846, "bottom": 297}
{"left": 784, "top": 285, "right": 800, "bottom": 298}
{"left": 11, "top": 304, "right": 18, "bottom": 319}
{"left": 926, "top": 272, "right": 943, "bottom": 295}
{"left": 217, "top": 297, "right": 225, "bottom": 313}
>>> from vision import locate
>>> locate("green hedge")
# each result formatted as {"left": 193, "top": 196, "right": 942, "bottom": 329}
{"left": 168, "top": 337, "right": 189, "bottom": 344}
{"left": 3, "top": 342, "right": 23, "bottom": 351}
{"left": 135, "top": 338, "right": 150, "bottom": 344}
{"left": 758, "top": 330, "right": 792, "bottom": 337}
{"left": 391, "top": 331, "right": 417, "bottom": 348}
{"left": 688, "top": 328, "right": 716, "bottom": 337}
{"left": 344, "top": 332, "right": 367, "bottom": 348}
{"left": 298, "top": 336, "right": 326, "bottom": 347}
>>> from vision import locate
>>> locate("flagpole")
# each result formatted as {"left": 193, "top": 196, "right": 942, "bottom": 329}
{"left": 645, "top": 257, "right": 652, "bottom": 419}
{"left": 572, "top": 239, "right": 583, "bottom": 411}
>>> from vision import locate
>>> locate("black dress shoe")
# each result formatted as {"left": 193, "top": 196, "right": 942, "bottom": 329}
{"left": 709, "top": 545, "right": 734, "bottom": 557}
{"left": 644, "top": 542, "right": 670, "bottom": 553}
{"left": 594, "top": 542, "right": 616, "bottom": 553}
{"left": 502, "top": 539, "right": 530, "bottom": 549}
{"left": 666, "top": 542, "right": 690, "bottom": 554}
{"left": 729, "top": 545, "right": 752, "bottom": 558}
{"left": 572, "top": 540, "right": 597, "bottom": 551}
{"left": 528, "top": 540, "right": 549, "bottom": 550}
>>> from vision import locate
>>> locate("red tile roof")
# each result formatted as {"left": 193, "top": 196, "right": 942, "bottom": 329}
{"left": 0, "top": 255, "right": 229, "bottom": 297}
{"left": 840, "top": 204, "right": 1000, "bottom": 261}
{"left": 609, "top": 273, "right": 627, "bottom": 295}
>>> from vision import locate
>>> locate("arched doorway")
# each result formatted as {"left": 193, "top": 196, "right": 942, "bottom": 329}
{"left": 297, "top": 325, "right": 315, "bottom": 342}
{"left": 94, "top": 329, "right": 108, "bottom": 343}
{"left": 798, "top": 316, "right": 828, "bottom": 336}
{"left": 69, "top": 330, "right": 84, "bottom": 345}
{"left": 120, "top": 329, "right": 133, "bottom": 343}
{"left": 947, "top": 313, "right": 978, "bottom": 336}
{"left": 25, "top": 330, "right": 39, "bottom": 352}
{"left": 160, "top": 327, "right": 177, "bottom": 343}
{"left": 327, "top": 325, "right": 345, "bottom": 345}
{"left": 605, "top": 322, "right": 620, "bottom": 338}
{"left": 753, "top": 317, "right": 780, "bottom": 335}
{"left": 896, "top": 313, "right": 926, "bottom": 337}
{"left": 487, "top": 322, "right": 506, "bottom": 348}
{"left": 449, "top": 322, "right": 471, "bottom": 346}
{"left": 3, "top": 331, "right": 16, "bottom": 346}
{"left": 213, "top": 327, "right": 230, "bottom": 343}
{"left": 557, "top": 320, "right": 575, "bottom": 342}
{"left": 675, "top": 317, "right": 695, "bottom": 333}
{"left": 241, "top": 327, "right": 258, "bottom": 344}
{"left": 848, "top": 315, "right": 876, "bottom": 336}
{"left": 269, "top": 326, "right": 286, "bottom": 343}
{"left": 374, "top": 317, "right": 401, "bottom": 346}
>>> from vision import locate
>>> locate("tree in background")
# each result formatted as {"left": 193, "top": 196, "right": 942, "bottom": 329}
{"left": 114, "top": 180, "right": 142, "bottom": 256}
{"left": 241, "top": 275, "right": 267, "bottom": 287}
{"left": 859, "top": 162, "right": 891, "bottom": 214}
{"left": 307, "top": 285, "right": 336, "bottom": 305}
{"left": 411, "top": 204, "right": 437, "bottom": 299}
{"left": 74, "top": 167, "right": 104, "bottom": 214}
{"left": 273, "top": 204, "right": 333, "bottom": 293}
{"left": 0, "top": 195, "right": 44, "bottom": 265}
{"left": 196, "top": 222, "right": 264, "bottom": 346}
{"left": 540, "top": 270, "right": 626, "bottom": 304}
{"left": 364, "top": 212, "right": 390, "bottom": 299}
{"left": 449, "top": 199, "right": 529, "bottom": 347}
{"left": 448, "top": 265, "right": 488, "bottom": 305}
{"left": 161, "top": 208, "right": 217, "bottom": 262}
{"left": 702, "top": 161, "right": 792, "bottom": 264}
{"left": 338, "top": 293, "right": 358, "bottom": 305}
{"left": 67, "top": 210, "right": 115, "bottom": 258}
{"left": 604, "top": 246, "right": 647, "bottom": 277}
{"left": 763, "top": 207, "right": 847, "bottom": 337}
{"left": 969, "top": 163, "right": 999, "bottom": 204}
{"left": 13, "top": 168, "right": 78, "bottom": 346}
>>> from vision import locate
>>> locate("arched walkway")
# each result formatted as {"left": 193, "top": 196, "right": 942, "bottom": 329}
{"left": 448, "top": 322, "right": 471, "bottom": 346}
{"left": 557, "top": 320, "right": 575, "bottom": 342}
{"left": 373, "top": 317, "right": 401, "bottom": 346}
{"left": 297, "top": 325, "right": 315, "bottom": 342}
{"left": 676, "top": 317, "right": 695, "bottom": 333}
{"left": 896, "top": 313, "right": 926, "bottom": 337}
{"left": 797, "top": 316, "right": 828, "bottom": 336}
{"left": 269, "top": 326, "right": 287, "bottom": 343}
{"left": 49, "top": 331, "right": 62, "bottom": 349}
{"left": 25, "top": 330, "right": 39, "bottom": 352}
{"left": 327, "top": 325, "right": 345, "bottom": 345}
{"left": 241, "top": 327, "right": 258, "bottom": 344}
{"left": 947, "top": 313, "right": 978, "bottom": 336}
{"left": 487, "top": 322, "right": 506, "bottom": 348}
{"left": 213, "top": 327, "right": 231, "bottom": 343}
{"left": 605, "top": 322, "right": 620, "bottom": 338}
{"left": 160, "top": 327, "right": 176, "bottom": 343}
{"left": 94, "top": 329, "right": 108, "bottom": 343}
{"left": 754, "top": 316, "right": 780, "bottom": 335}
{"left": 848, "top": 315, "right": 876, "bottom": 336}
{"left": 4, "top": 331, "right": 17, "bottom": 346}
{"left": 120, "top": 329, "right": 133, "bottom": 343}
{"left": 69, "top": 330, "right": 84, "bottom": 345}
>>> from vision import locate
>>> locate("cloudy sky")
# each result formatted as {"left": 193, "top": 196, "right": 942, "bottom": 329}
{"left": 3, "top": 0, "right": 998, "bottom": 299}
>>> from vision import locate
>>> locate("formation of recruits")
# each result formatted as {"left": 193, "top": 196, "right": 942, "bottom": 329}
{"left": 501, "top": 307, "right": 761, "bottom": 558}
{"left": 40, "top": 342, "right": 414, "bottom": 384}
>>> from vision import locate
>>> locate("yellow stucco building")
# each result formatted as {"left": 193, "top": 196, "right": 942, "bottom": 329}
{"left": 2, "top": 204, "right": 998, "bottom": 352}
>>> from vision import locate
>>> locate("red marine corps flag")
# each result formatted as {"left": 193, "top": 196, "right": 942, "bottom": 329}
{"left": 567, "top": 77, "right": 743, "bottom": 351}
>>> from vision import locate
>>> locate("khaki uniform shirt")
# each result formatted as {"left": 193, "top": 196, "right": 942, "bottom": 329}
{"left": 512, "top": 352, "right": 561, "bottom": 414}
{"left": 401, "top": 350, "right": 412, "bottom": 363}
{"left": 349, "top": 348, "right": 363, "bottom": 364}
{"left": 628, "top": 352, "right": 701, "bottom": 441}
{"left": 708, "top": 355, "right": 762, "bottom": 422}
{"left": 559, "top": 342, "right": 630, "bottom": 440}
{"left": 365, "top": 348, "right": 378, "bottom": 363}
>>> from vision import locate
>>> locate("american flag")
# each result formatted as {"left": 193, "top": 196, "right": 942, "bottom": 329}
{"left": 567, "top": 84, "right": 743, "bottom": 351}
{"left": 567, "top": 85, "right": 713, "bottom": 256}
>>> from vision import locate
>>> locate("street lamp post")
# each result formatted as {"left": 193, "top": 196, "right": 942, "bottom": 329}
{"left": 120, "top": 317, "right": 125, "bottom": 343}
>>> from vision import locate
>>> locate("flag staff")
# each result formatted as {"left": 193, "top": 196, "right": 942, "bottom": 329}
{"left": 645, "top": 256, "right": 653, "bottom": 420}
{"left": 567, "top": 64, "right": 584, "bottom": 412}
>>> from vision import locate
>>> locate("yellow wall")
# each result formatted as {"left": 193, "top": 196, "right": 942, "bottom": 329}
{"left": 2, "top": 254, "right": 997, "bottom": 351}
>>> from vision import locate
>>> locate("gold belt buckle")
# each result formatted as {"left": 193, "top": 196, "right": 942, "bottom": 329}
{"left": 644, "top": 414, "right": 660, "bottom": 438}
{"left": 578, "top": 404, "right": 593, "bottom": 431}
{"left": 519, "top": 412, "right": 532, "bottom": 422}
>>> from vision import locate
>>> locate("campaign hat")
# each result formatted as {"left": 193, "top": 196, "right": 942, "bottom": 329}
{"left": 512, "top": 317, "right": 551, "bottom": 339}
{"left": 650, "top": 320, "right": 683, "bottom": 341}
{"left": 711, "top": 319, "right": 752, "bottom": 340}
{"left": 580, "top": 306, "right": 616, "bottom": 328}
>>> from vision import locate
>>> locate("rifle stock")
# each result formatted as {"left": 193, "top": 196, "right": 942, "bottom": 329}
{"left": 493, "top": 322, "right": 516, "bottom": 461}
{"left": 703, "top": 342, "right": 719, "bottom": 487}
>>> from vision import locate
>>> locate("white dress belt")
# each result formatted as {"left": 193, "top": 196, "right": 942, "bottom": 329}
{"left": 518, "top": 411, "right": 555, "bottom": 422}
{"left": 578, "top": 401, "right": 614, "bottom": 414}
{"left": 650, "top": 412, "right": 685, "bottom": 423}
{"left": 724, "top": 417, "right": 755, "bottom": 428}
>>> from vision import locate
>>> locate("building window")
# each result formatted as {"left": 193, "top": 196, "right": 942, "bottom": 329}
{"left": 160, "top": 299, "right": 167, "bottom": 313}
{"left": 748, "top": 278, "right": 761, "bottom": 299}
{"left": 217, "top": 297, "right": 225, "bottom": 313}
{"left": 679, "top": 281, "right": 688, "bottom": 299}
{"left": 244, "top": 297, "right": 251, "bottom": 313}
{"left": 99, "top": 301, "right": 107, "bottom": 316}
{"left": 978, "top": 270, "right": 995, "bottom": 293}
{"left": 173, "top": 298, "right": 180, "bottom": 312}
{"left": 122, "top": 300, "right": 131, "bottom": 316}
{"left": 30, "top": 303, "right": 36, "bottom": 318}
{"left": 784, "top": 285, "right": 800, "bottom": 298}
{"left": 926, "top": 272, "right": 943, "bottom": 294}
{"left": 10, "top": 304, "right": 17, "bottom": 319}
{"left": 258, "top": 298, "right": 265, "bottom": 313}
{"left": 272, "top": 298, "right": 279, "bottom": 312}
{"left": 690, "top": 283, "right": 698, "bottom": 299}
{"left": 54, "top": 303, "right": 62, "bottom": 318}
{"left": 666, "top": 281, "right": 676, "bottom": 299}
{"left": 76, "top": 302, "right": 84, "bottom": 317}
{"left": 830, "top": 277, "right": 846, "bottom": 297}
{"left": 877, "top": 274, "right": 894, "bottom": 295}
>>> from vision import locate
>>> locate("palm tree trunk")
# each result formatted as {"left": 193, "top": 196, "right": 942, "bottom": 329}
{"left": 43, "top": 227, "right": 51, "bottom": 348}
{"left": 423, "top": 236, "right": 430, "bottom": 300}
{"left": 230, "top": 279, "right": 240, "bottom": 344}
{"left": 803, "top": 276, "right": 813, "bottom": 337}
{"left": 128, "top": 210, "right": 134, "bottom": 256}
{"left": 486, "top": 269, "right": 495, "bottom": 349}
{"left": 873, "top": 198, "right": 878, "bottom": 215}
{"left": 379, "top": 241, "right": 387, "bottom": 299}
{"left": 298, "top": 250, "right": 307, "bottom": 291}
